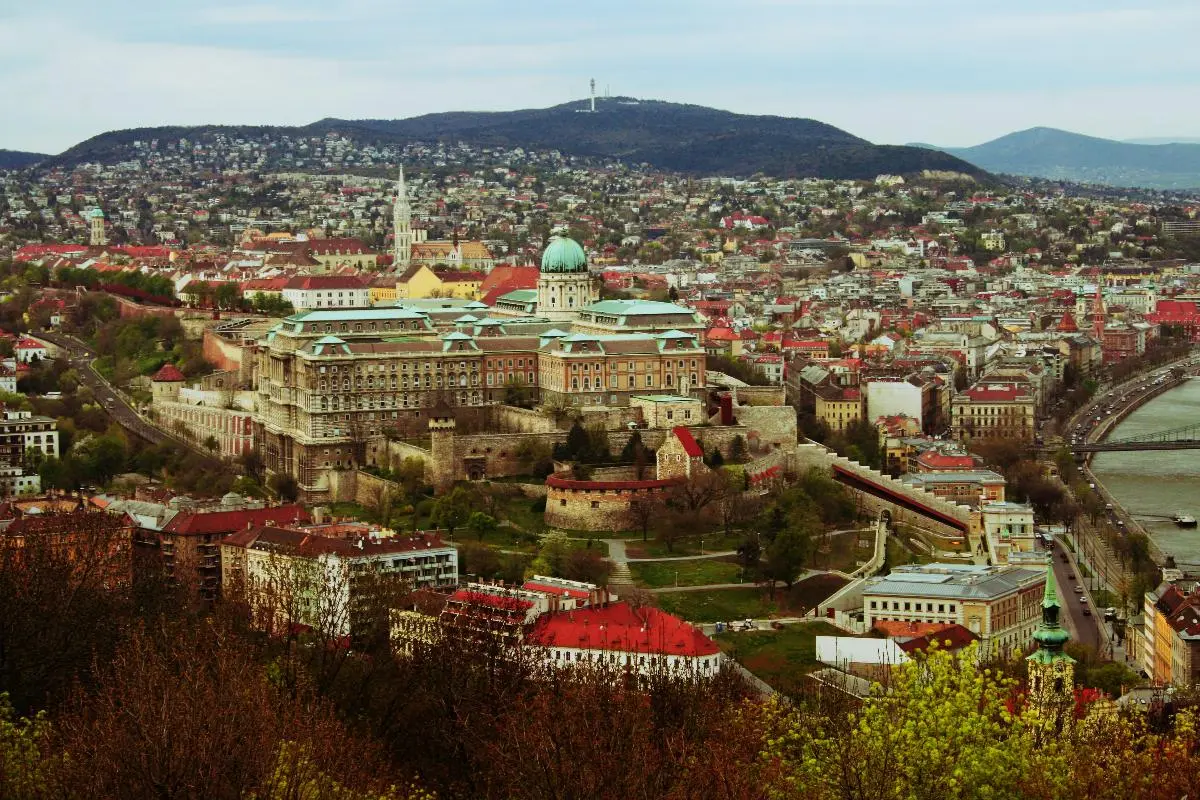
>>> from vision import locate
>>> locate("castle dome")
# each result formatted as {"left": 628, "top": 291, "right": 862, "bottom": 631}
{"left": 540, "top": 236, "right": 587, "bottom": 274}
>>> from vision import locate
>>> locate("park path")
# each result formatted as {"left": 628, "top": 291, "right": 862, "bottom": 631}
{"left": 648, "top": 570, "right": 819, "bottom": 594}
{"left": 631, "top": 550, "right": 736, "bottom": 563}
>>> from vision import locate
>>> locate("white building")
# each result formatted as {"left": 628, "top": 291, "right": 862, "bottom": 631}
{"left": 866, "top": 378, "right": 924, "bottom": 429}
{"left": 0, "top": 410, "right": 59, "bottom": 465}
{"left": 282, "top": 275, "right": 370, "bottom": 311}
{"left": 221, "top": 526, "right": 458, "bottom": 639}
{"left": 525, "top": 601, "right": 724, "bottom": 677}
{"left": 981, "top": 501, "right": 1039, "bottom": 566}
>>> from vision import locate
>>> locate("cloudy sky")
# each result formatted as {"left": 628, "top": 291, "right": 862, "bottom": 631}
{"left": 2, "top": 0, "right": 1198, "bottom": 154}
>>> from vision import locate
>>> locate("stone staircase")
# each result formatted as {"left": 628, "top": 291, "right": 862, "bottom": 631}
{"left": 608, "top": 561, "right": 634, "bottom": 592}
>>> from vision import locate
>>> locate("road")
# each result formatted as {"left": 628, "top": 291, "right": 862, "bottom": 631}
{"left": 1049, "top": 537, "right": 1102, "bottom": 652}
{"left": 36, "top": 330, "right": 203, "bottom": 453}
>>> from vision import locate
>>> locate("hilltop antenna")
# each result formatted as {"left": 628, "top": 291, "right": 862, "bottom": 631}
{"left": 590, "top": 78, "right": 596, "bottom": 112}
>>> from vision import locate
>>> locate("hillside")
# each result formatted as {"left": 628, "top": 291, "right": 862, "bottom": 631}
{"left": 916, "top": 127, "right": 1200, "bottom": 189}
{"left": 0, "top": 149, "right": 49, "bottom": 169}
{"left": 42, "top": 98, "right": 983, "bottom": 180}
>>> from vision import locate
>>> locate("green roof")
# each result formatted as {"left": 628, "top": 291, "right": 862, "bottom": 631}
{"left": 540, "top": 236, "right": 588, "bottom": 274}
{"left": 290, "top": 308, "right": 429, "bottom": 322}
{"left": 498, "top": 289, "right": 537, "bottom": 303}
{"left": 582, "top": 299, "right": 698, "bottom": 317}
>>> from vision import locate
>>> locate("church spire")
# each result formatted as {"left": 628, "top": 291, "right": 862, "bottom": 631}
{"left": 1031, "top": 562, "right": 1071, "bottom": 656}
{"left": 393, "top": 164, "right": 413, "bottom": 268}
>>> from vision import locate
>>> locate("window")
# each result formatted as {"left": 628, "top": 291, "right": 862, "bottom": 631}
{"left": 591, "top": 501, "right": 599, "bottom": 509}
{"left": 560, "top": 499, "right": 567, "bottom": 507}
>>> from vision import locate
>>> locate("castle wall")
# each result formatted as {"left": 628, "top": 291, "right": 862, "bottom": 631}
{"left": 202, "top": 328, "right": 247, "bottom": 374}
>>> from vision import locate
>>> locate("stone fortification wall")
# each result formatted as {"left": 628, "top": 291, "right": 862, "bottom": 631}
{"left": 789, "top": 443, "right": 977, "bottom": 543}
{"left": 731, "top": 385, "right": 788, "bottom": 406}
{"left": 353, "top": 470, "right": 404, "bottom": 507}
{"left": 731, "top": 404, "right": 798, "bottom": 450}
{"left": 202, "top": 328, "right": 247, "bottom": 375}
{"left": 494, "top": 405, "right": 558, "bottom": 433}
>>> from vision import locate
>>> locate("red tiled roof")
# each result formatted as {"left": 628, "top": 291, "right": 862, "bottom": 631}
{"left": 672, "top": 426, "right": 703, "bottom": 458}
{"left": 14, "top": 338, "right": 46, "bottom": 350}
{"left": 522, "top": 580, "right": 591, "bottom": 600}
{"left": 163, "top": 504, "right": 309, "bottom": 537}
{"left": 283, "top": 275, "right": 367, "bottom": 290}
{"left": 525, "top": 602, "right": 720, "bottom": 657}
{"left": 151, "top": 363, "right": 186, "bottom": 382}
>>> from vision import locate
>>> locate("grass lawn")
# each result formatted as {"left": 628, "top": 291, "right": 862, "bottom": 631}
{"left": 653, "top": 573, "right": 849, "bottom": 624}
{"left": 886, "top": 536, "right": 932, "bottom": 570}
{"left": 629, "top": 557, "right": 742, "bottom": 588}
{"left": 491, "top": 493, "right": 548, "bottom": 535}
{"left": 655, "top": 588, "right": 777, "bottom": 623}
{"left": 714, "top": 621, "right": 847, "bottom": 693}
{"left": 811, "top": 529, "right": 874, "bottom": 573}
{"left": 624, "top": 532, "right": 741, "bottom": 559}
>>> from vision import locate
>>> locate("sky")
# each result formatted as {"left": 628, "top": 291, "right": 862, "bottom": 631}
{"left": 3, "top": 0, "right": 1199, "bottom": 154}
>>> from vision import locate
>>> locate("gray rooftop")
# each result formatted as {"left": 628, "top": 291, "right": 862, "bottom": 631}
{"left": 863, "top": 563, "right": 1044, "bottom": 600}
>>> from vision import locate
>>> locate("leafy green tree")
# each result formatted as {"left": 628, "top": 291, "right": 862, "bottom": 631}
{"left": 762, "top": 523, "right": 812, "bottom": 596}
{"left": 466, "top": 511, "right": 498, "bottom": 542}
{"left": 268, "top": 473, "right": 300, "bottom": 503}
{"left": 431, "top": 487, "right": 471, "bottom": 539}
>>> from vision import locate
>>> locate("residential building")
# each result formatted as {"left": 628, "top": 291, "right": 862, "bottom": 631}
{"left": 1142, "top": 579, "right": 1200, "bottom": 688}
{"left": 396, "top": 264, "right": 485, "bottom": 300}
{"left": 282, "top": 274, "right": 371, "bottom": 311}
{"left": 220, "top": 527, "right": 457, "bottom": 640}
{"left": 950, "top": 382, "right": 1035, "bottom": 442}
{"left": 139, "top": 497, "right": 310, "bottom": 601}
{"left": 862, "top": 563, "right": 1046, "bottom": 656}
{"left": 0, "top": 410, "right": 59, "bottom": 469}
{"left": 980, "top": 501, "right": 1039, "bottom": 566}
{"left": 0, "top": 508, "right": 133, "bottom": 590}
{"left": 815, "top": 386, "right": 864, "bottom": 432}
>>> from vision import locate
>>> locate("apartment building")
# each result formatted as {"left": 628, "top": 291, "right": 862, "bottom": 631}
{"left": 221, "top": 526, "right": 457, "bottom": 640}
{"left": 1142, "top": 579, "right": 1200, "bottom": 688}
{"left": 950, "top": 382, "right": 1036, "bottom": 442}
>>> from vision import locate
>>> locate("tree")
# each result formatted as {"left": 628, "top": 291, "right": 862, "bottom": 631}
{"left": 431, "top": 487, "right": 471, "bottom": 539}
{"left": 203, "top": 435, "right": 220, "bottom": 455}
{"left": 762, "top": 524, "right": 811, "bottom": 596}
{"left": 268, "top": 473, "right": 300, "bottom": 503}
{"left": 466, "top": 512, "right": 498, "bottom": 542}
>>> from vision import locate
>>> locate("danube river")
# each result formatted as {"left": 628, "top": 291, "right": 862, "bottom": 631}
{"left": 1092, "top": 378, "right": 1200, "bottom": 567}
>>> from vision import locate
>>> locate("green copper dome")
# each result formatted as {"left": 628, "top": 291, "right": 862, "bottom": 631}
{"left": 540, "top": 236, "right": 587, "bottom": 274}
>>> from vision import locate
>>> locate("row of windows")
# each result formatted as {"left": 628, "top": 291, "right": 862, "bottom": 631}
{"left": 869, "top": 600, "right": 958, "bottom": 614}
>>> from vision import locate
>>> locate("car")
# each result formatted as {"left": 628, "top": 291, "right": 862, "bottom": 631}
{"left": 1074, "top": 586, "right": 1084, "bottom": 593}
{"left": 1068, "top": 573, "right": 1076, "bottom": 580}
{"left": 1082, "top": 607, "right": 1092, "bottom": 616}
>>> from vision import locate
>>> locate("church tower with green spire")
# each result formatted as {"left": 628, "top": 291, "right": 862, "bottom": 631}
{"left": 1026, "top": 560, "right": 1075, "bottom": 722}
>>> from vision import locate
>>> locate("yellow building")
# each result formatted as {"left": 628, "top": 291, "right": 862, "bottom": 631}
{"left": 368, "top": 275, "right": 398, "bottom": 305}
{"left": 863, "top": 563, "right": 1045, "bottom": 657}
{"left": 815, "top": 387, "right": 864, "bottom": 432}
{"left": 396, "top": 264, "right": 484, "bottom": 300}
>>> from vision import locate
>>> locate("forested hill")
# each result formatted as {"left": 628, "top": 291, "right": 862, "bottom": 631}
{"left": 40, "top": 98, "right": 984, "bottom": 180}
{"left": 0, "top": 149, "right": 49, "bottom": 169}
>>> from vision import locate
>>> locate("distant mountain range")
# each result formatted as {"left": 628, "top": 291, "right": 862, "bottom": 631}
{"left": 912, "top": 127, "right": 1200, "bottom": 189}
{"left": 0, "top": 149, "right": 49, "bottom": 169}
{"left": 27, "top": 98, "right": 983, "bottom": 181}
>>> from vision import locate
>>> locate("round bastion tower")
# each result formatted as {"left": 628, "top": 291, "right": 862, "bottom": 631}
{"left": 536, "top": 236, "right": 595, "bottom": 322}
